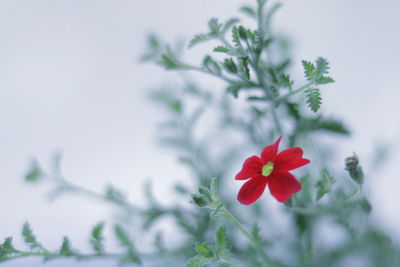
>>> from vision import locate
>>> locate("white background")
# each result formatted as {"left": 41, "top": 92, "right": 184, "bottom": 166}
{"left": 1, "top": 0, "right": 400, "bottom": 266}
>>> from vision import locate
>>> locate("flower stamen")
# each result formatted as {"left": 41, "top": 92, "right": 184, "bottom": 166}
{"left": 262, "top": 162, "right": 274, "bottom": 177}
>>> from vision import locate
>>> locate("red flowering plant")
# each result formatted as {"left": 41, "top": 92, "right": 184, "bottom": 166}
{"left": 236, "top": 136, "right": 310, "bottom": 204}
{"left": 2, "top": 1, "right": 399, "bottom": 267}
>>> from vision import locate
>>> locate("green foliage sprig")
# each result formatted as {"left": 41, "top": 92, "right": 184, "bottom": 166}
{"left": 2, "top": 0, "right": 400, "bottom": 266}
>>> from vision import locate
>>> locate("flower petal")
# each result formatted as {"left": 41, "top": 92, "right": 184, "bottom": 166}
{"left": 261, "top": 136, "right": 282, "bottom": 163}
{"left": 235, "top": 156, "right": 263, "bottom": 180}
{"left": 268, "top": 171, "right": 301, "bottom": 202}
{"left": 237, "top": 175, "right": 268, "bottom": 205}
{"left": 273, "top": 147, "right": 310, "bottom": 171}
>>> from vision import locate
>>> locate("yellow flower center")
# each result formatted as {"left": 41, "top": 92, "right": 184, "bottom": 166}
{"left": 262, "top": 162, "right": 274, "bottom": 177}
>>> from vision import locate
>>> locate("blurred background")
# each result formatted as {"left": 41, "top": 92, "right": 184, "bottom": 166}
{"left": 1, "top": 0, "right": 399, "bottom": 266}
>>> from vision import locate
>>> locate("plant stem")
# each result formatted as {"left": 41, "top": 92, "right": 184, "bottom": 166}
{"left": 275, "top": 82, "right": 314, "bottom": 104}
{"left": 222, "top": 207, "right": 272, "bottom": 265}
{"left": 286, "top": 184, "right": 363, "bottom": 215}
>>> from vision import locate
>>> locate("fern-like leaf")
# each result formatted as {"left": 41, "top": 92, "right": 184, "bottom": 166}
{"left": 305, "top": 88, "right": 322, "bottom": 112}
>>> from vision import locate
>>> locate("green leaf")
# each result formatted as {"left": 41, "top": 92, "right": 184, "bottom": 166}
{"left": 302, "top": 60, "right": 316, "bottom": 81}
{"left": 198, "top": 186, "right": 212, "bottom": 201}
{"left": 215, "top": 225, "right": 227, "bottom": 249}
{"left": 114, "top": 225, "right": 131, "bottom": 248}
{"left": 231, "top": 26, "right": 240, "bottom": 47}
{"left": 240, "top": 6, "right": 256, "bottom": 17}
{"left": 286, "top": 102, "right": 301, "bottom": 120}
{"left": 298, "top": 175, "right": 313, "bottom": 203}
{"left": 213, "top": 45, "right": 230, "bottom": 53}
{"left": 209, "top": 177, "right": 218, "bottom": 199}
{"left": 251, "top": 224, "right": 262, "bottom": 245}
{"left": 90, "top": 222, "right": 105, "bottom": 254}
{"left": 191, "top": 194, "right": 209, "bottom": 207}
{"left": 238, "top": 26, "right": 248, "bottom": 40}
{"left": 222, "top": 18, "right": 240, "bottom": 34}
{"left": 315, "top": 57, "right": 330, "bottom": 76}
{"left": 317, "top": 117, "right": 350, "bottom": 135}
{"left": 203, "top": 55, "right": 221, "bottom": 75}
{"left": 105, "top": 185, "right": 126, "bottom": 203}
{"left": 227, "top": 84, "right": 241, "bottom": 98}
{"left": 0, "top": 237, "right": 17, "bottom": 258}
{"left": 186, "top": 255, "right": 210, "bottom": 267}
{"left": 22, "top": 223, "right": 43, "bottom": 250}
{"left": 223, "top": 58, "right": 237, "bottom": 74}
{"left": 267, "top": 67, "right": 279, "bottom": 84}
{"left": 316, "top": 76, "right": 335, "bottom": 84}
{"left": 189, "top": 34, "right": 211, "bottom": 48}
{"left": 25, "top": 160, "right": 43, "bottom": 183}
{"left": 114, "top": 225, "right": 141, "bottom": 264}
{"left": 159, "top": 54, "right": 182, "bottom": 69}
{"left": 280, "top": 74, "right": 294, "bottom": 88}
{"left": 60, "top": 237, "right": 74, "bottom": 256}
{"left": 305, "top": 88, "right": 322, "bottom": 112}
{"left": 315, "top": 169, "right": 335, "bottom": 201}
{"left": 241, "top": 56, "right": 250, "bottom": 80}
{"left": 195, "top": 242, "right": 214, "bottom": 258}
{"left": 208, "top": 18, "right": 221, "bottom": 34}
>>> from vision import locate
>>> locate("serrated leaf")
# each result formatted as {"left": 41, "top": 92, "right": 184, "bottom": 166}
{"left": 240, "top": 6, "right": 256, "bottom": 17}
{"left": 159, "top": 54, "right": 181, "bottom": 69}
{"left": 315, "top": 169, "right": 335, "bottom": 201}
{"left": 302, "top": 60, "right": 316, "bottom": 81}
{"left": 189, "top": 34, "right": 209, "bottom": 48}
{"left": 186, "top": 255, "right": 210, "bottom": 267}
{"left": 316, "top": 76, "right": 335, "bottom": 84}
{"left": 267, "top": 67, "right": 279, "bottom": 84}
{"left": 315, "top": 57, "right": 330, "bottom": 76}
{"left": 105, "top": 185, "right": 126, "bottom": 203}
{"left": 305, "top": 88, "right": 322, "bottom": 112}
{"left": 215, "top": 225, "right": 227, "bottom": 249}
{"left": 114, "top": 225, "right": 141, "bottom": 264}
{"left": 223, "top": 58, "right": 237, "bottom": 74}
{"left": 114, "top": 225, "right": 131, "bottom": 248}
{"left": 231, "top": 26, "right": 240, "bottom": 47}
{"left": 208, "top": 18, "right": 221, "bottom": 34}
{"left": 195, "top": 242, "right": 214, "bottom": 258}
{"left": 90, "top": 222, "right": 105, "bottom": 254}
{"left": 227, "top": 84, "right": 241, "bottom": 98}
{"left": 238, "top": 26, "right": 247, "bottom": 40}
{"left": 60, "top": 237, "right": 74, "bottom": 256}
{"left": 280, "top": 74, "right": 294, "bottom": 88}
{"left": 222, "top": 18, "right": 240, "bottom": 34}
{"left": 22, "top": 223, "right": 43, "bottom": 250}
{"left": 286, "top": 102, "right": 301, "bottom": 120}
{"left": 241, "top": 56, "right": 250, "bottom": 80}
{"left": 0, "top": 237, "right": 17, "bottom": 257}
{"left": 203, "top": 55, "right": 221, "bottom": 75}
{"left": 213, "top": 45, "right": 230, "bottom": 53}
{"left": 317, "top": 117, "right": 350, "bottom": 135}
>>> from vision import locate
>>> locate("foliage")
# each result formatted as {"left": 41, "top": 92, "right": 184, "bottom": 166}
{"left": 1, "top": 1, "right": 399, "bottom": 267}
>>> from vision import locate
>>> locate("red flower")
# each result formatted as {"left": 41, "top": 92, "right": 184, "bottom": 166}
{"left": 236, "top": 137, "right": 310, "bottom": 205}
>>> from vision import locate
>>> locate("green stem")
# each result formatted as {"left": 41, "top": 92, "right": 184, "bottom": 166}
{"left": 1, "top": 251, "right": 122, "bottom": 262}
{"left": 222, "top": 207, "right": 272, "bottom": 265}
{"left": 287, "top": 184, "right": 363, "bottom": 215}
{"left": 275, "top": 82, "right": 314, "bottom": 104}
{"left": 47, "top": 175, "right": 138, "bottom": 212}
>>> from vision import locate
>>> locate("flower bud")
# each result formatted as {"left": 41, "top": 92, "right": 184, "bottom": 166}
{"left": 345, "top": 153, "right": 364, "bottom": 185}
{"left": 198, "top": 186, "right": 212, "bottom": 202}
{"left": 191, "top": 194, "right": 209, "bottom": 207}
